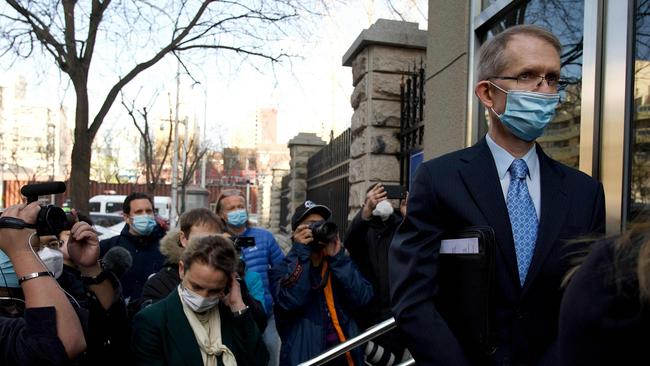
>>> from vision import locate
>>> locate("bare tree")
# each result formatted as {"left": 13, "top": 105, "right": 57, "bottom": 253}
{"left": 0, "top": 0, "right": 324, "bottom": 212}
{"left": 179, "top": 135, "right": 209, "bottom": 214}
{"left": 121, "top": 94, "right": 174, "bottom": 196}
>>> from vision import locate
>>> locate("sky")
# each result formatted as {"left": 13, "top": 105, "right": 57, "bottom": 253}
{"left": 1, "top": 1, "right": 428, "bottom": 156}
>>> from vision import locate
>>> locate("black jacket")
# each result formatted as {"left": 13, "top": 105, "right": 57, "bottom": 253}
{"left": 559, "top": 239, "right": 650, "bottom": 366}
{"left": 0, "top": 307, "right": 69, "bottom": 365}
{"left": 58, "top": 264, "right": 132, "bottom": 365}
{"left": 100, "top": 224, "right": 166, "bottom": 302}
{"left": 344, "top": 208, "right": 402, "bottom": 329}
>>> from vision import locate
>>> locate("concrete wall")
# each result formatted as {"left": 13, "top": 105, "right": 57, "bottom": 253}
{"left": 425, "top": 0, "right": 471, "bottom": 159}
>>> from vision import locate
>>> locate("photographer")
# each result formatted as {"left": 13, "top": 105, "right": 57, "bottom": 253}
{"left": 344, "top": 184, "right": 409, "bottom": 365}
{"left": 0, "top": 202, "right": 86, "bottom": 364}
{"left": 269, "top": 200, "right": 373, "bottom": 366}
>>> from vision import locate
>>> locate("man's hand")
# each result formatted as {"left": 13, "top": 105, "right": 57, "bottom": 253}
{"left": 0, "top": 202, "right": 40, "bottom": 255}
{"left": 400, "top": 191, "right": 409, "bottom": 217}
{"left": 67, "top": 221, "right": 100, "bottom": 270}
{"left": 362, "top": 184, "right": 388, "bottom": 220}
{"left": 293, "top": 224, "right": 313, "bottom": 245}
{"left": 324, "top": 234, "right": 342, "bottom": 257}
{"left": 224, "top": 273, "right": 246, "bottom": 312}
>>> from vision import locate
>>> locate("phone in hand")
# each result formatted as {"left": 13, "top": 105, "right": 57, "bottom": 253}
{"left": 383, "top": 185, "right": 407, "bottom": 200}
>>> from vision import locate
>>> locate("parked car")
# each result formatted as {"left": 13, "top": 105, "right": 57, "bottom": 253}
{"left": 89, "top": 194, "right": 171, "bottom": 220}
{"left": 89, "top": 213, "right": 124, "bottom": 228}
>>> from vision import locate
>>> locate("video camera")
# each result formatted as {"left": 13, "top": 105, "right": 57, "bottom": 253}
{"left": 0, "top": 182, "right": 68, "bottom": 236}
{"left": 308, "top": 221, "right": 338, "bottom": 250}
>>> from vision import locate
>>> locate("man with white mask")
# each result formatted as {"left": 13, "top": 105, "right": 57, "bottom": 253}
{"left": 343, "top": 183, "right": 408, "bottom": 366}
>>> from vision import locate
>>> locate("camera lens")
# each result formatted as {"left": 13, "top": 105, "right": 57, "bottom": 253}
{"left": 37, "top": 205, "right": 67, "bottom": 236}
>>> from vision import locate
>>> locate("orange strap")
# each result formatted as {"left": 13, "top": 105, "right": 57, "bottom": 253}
{"left": 321, "top": 262, "right": 355, "bottom": 366}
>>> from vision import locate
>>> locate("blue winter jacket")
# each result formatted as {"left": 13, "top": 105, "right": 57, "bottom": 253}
{"left": 270, "top": 242, "right": 373, "bottom": 366}
{"left": 239, "top": 227, "right": 285, "bottom": 314}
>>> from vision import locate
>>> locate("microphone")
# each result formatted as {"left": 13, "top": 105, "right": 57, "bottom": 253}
{"left": 21, "top": 182, "right": 67, "bottom": 203}
{"left": 102, "top": 246, "right": 133, "bottom": 278}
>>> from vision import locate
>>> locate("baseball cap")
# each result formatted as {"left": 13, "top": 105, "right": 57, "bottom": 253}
{"left": 291, "top": 200, "right": 332, "bottom": 231}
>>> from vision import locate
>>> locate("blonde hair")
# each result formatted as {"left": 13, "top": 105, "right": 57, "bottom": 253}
{"left": 477, "top": 25, "right": 562, "bottom": 82}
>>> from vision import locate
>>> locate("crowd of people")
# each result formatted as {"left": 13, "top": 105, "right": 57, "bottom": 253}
{"left": 0, "top": 24, "right": 649, "bottom": 366}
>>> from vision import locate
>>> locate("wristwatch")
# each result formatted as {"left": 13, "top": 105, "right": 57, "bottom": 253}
{"left": 81, "top": 268, "right": 111, "bottom": 286}
{"left": 232, "top": 305, "right": 249, "bottom": 317}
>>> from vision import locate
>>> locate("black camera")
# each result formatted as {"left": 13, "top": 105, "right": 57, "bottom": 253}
{"left": 233, "top": 236, "right": 256, "bottom": 252}
{"left": 20, "top": 182, "right": 67, "bottom": 236}
{"left": 308, "top": 221, "right": 338, "bottom": 249}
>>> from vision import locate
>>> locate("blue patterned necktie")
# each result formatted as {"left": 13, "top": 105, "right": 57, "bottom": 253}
{"left": 507, "top": 159, "right": 538, "bottom": 286}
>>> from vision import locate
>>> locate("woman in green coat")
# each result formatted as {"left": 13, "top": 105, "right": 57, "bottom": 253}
{"left": 132, "top": 234, "right": 268, "bottom": 366}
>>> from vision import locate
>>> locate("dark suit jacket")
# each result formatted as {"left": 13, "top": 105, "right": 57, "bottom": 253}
{"left": 389, "top": 139, "right": 605, "bottom": 366}
{"left": 132, "top": 288, "right": 268, "bottom": 366}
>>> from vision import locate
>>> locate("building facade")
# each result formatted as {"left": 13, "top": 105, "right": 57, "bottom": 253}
{"left": 427, "top": 0, "right": 644, "bottom": 233}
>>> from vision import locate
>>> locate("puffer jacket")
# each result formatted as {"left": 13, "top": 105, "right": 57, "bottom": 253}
{"left": 270, "top": 243, "right": 373, "bottom": 366}
{"left": 239, "top": 227, "right": 285, "bottom": 314}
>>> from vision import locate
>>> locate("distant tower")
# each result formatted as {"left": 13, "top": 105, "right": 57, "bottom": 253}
{"left": 257, "top": 108, "right": 278, "bottom": 145}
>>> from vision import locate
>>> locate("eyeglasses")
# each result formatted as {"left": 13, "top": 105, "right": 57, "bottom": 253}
{"left": 489, "top": 72, "right": 569, "bottom": 91}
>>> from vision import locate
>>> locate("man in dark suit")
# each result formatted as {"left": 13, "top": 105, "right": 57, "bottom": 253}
{"left": 389, "top": 25, "right": 606, "bottom": 366}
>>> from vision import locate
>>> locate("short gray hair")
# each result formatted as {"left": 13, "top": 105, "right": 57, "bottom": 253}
{"left": 476, "top": 25, "right": 562, "bottom": 82}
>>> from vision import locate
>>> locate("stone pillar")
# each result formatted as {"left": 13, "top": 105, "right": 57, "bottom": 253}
{"left": 268, "top": 163, "right": 289, "bottom": 232}
{"left": 257, "top": 173, "right": 273, "bottom": 228}
{"left": 286, "top": 133, "right": 326, "bottom": 229}
{"left": 342, "top": 19, "right": 427, "bottom": 218}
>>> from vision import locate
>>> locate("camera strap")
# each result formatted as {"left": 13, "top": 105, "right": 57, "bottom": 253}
{"left": 0, "top": 217, "right": 35, "bottom": 230}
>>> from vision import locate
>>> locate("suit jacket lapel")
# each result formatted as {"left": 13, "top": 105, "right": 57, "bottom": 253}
{"left": 166, "top": 289, "right": 204, "bottom": 366}
{"left": 522, "top": 146, "right": 568, "bottom": 295}
{"left": 458, "top": 139, "right": 519, "bottom": 283}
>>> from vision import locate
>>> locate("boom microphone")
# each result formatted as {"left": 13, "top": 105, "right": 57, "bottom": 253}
{"left": 102, "top": 246, "right": 133, "bottom": 278}
{"left": 21, "top": 181, "right": 67, "bottom": 202}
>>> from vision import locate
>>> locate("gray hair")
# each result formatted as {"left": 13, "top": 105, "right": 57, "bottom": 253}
{"left": 476, "top": 25, "right": 562, "bottom": 82}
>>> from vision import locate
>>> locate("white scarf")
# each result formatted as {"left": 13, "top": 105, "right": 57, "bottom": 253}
{"left": 178, "top": 288, "right": 237, "bottom": 366}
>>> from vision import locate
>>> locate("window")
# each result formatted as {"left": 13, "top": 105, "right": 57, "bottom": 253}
{"left": 630, "top": 0, "right": 650, "bottom": 222}
{"left": 476, "top": 0, "right": 585, "bottom": 169}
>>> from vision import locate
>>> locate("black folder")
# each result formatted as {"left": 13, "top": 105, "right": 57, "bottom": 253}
{"left": 435, "top": 226, "right": 497, "bottom": 364}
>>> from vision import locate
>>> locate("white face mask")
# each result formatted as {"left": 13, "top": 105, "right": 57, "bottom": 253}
{"left": 372, "top": 200, "right": 393, "bottom": 221}
{"left": 38, "top": 246, "right": 64, "bottom": 279}
{"left": 179, "top": 284, "right": 220, "bottom": 313}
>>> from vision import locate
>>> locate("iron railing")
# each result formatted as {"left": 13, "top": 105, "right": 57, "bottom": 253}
{"left": 297, "top": 317, "right": 414, "bottom": 366}
{"left": 306, "top": 128, "right": 351, "bottom": 234}
{"left": 399, "top": 65, "right": 426, "bottom": 189}
{"left": 279, "top": 174, "right": 291, "bottom": 232}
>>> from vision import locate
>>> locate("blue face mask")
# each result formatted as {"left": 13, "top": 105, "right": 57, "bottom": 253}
{"left": 226, "top": 209, "right": 248, "bottom": 228}
{"left": 131, "top": 215, "right": 156, "bottom": 236}
{"left": 490, "top": 82, "right": 560, "bottom": 142}
{"left": 0, "top": 250, "right": 19, "bottom": 288}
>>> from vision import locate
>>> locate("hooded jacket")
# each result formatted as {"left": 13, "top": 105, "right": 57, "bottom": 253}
{"left": 140, "top": 230, "right": 184, "bottom": 307}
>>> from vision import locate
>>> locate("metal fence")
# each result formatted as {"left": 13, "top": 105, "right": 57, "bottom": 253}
{"left": 279, "top": 174, "right": 291, "bottom": 233}
{"left": 306, "top": 128, "right": 351, "bottom": 235}
{"left": 399, "top": 65, "right": 426, "bottom": 188}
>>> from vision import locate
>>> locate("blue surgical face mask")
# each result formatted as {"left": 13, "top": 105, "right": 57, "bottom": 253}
{"left": 0, "top": 250, "right": 19, "bottom": 288}
{"left": 131, "top": 215, "right": 156, "bottom": 236}
{"left": 226, "top": 209, "right": 248, "bottom": 228}
{"left": 490, "top": 82, "right": 560, "bottom": 141}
